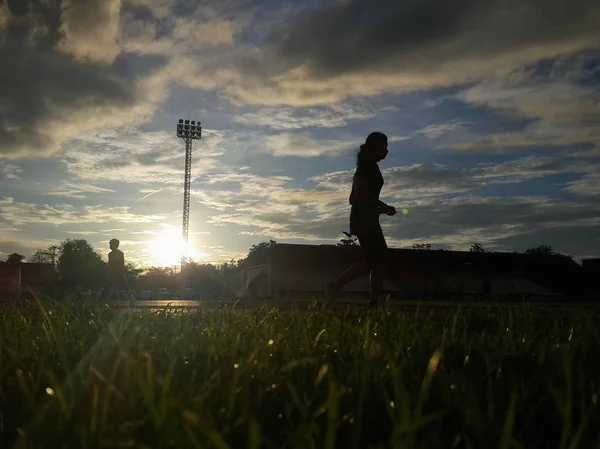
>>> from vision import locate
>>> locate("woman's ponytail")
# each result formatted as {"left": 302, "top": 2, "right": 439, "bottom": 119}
{"left": 356, "top": 143, "right": 369, "bottom": 169}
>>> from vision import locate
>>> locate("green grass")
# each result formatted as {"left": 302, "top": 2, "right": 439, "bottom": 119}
{"left": 1, "top": 297, "right": 600, "bottom": 449}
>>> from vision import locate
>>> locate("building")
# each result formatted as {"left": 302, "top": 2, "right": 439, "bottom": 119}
{"left": 0, "top": 263, "right": 58, "bottom": 300}
{"left": 224, "top": 244, "right": 591, "bottom": 301}
{"left": 0, "top": 265, "right": 21, "bottom": 301}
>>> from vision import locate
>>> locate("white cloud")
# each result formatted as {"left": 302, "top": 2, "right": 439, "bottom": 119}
{"left": 173, "top": 18, "right": 237, "bottom": 46}
{"left": 262, "top": 133, "right": 356, "bottom": 158}
{"left": 233, "top": 103, "right": 382, "bottom": 130}
{"left": 58, "top": 0, "right": 122, "bottom": 64}
{"left": 0, "top": 196, "right": 165, "bottom": 226}
{"left": 43, "top": 182, "right": 116, "bottom": 200}
{"left": 416, "top": 120, "right": 472, "bottom": 140}
{"left": 564, "top": 174, "right": 600, "bottom": 197}
{"left": 62, "top": 127, "right": 224, "bottom": 183}
{"left": 0, "top": 161, "right": 22, "bottom": 180}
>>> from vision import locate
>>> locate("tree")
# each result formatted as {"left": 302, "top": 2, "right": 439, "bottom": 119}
{"left": 137, "top": 267, "right": 178, "bottom": 291}
{"left": 30, "top": 250, "right": 46, "bottom": 264}
{"left": 58, "top": 239, "right": 106, "bottom": 290}
{"left": 125, "top": 263, "right": 144, "bottom": 290}
{"left": 525, "top": 244, "right": 555, "bottom": 256}
{"left": 525, "top": 244, "right": 573, "bottom": 261}
{"left": 240, "top": 240, "right": 277, "bottom": 268}
{"left": 338, "top": 232, "right": 358, "bottom": 246}
{"left": 6, "top": 253, "right": 25, "bottom": 264}
{"left": 218, "top": 259, "right": 244, "bottom": 278}
{"left": 470, "top": 243, "right": 488, "bottom": 253}
{"left": 412, "top": 243, "right": 432, "bottom": 250}
{"left": 181, "top": 262, "right": 222, "bottom": 298}
{"left": 31, "top": 245, "right": 60, "bottom": 265}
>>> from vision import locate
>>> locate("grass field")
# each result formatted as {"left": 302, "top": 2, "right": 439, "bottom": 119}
{"left": 1, "top": 297, "right": 599, "bottom": 449}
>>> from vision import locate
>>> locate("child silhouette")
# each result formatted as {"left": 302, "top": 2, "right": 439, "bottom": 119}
{"left": 100, "top": 238, "right": 133, "bottom": 304}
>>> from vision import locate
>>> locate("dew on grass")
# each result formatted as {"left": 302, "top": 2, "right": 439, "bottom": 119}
{"left": 427, "top": 350, "right": 441, "bottom": 374}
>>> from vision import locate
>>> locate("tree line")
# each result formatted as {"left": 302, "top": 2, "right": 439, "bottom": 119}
{"left": 1, "top": 237, "right": 571, "bottom": 298}
{"left": 0, "top": 239, "right": 279, "bottom": 298}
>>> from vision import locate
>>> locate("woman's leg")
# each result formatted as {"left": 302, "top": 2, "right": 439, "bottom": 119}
{"left": 359, "top": 231, "right": 389, "bottom": 305}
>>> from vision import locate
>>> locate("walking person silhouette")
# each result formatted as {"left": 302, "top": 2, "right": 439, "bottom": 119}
{"left": 325, "top": 132, "right": 398, "bottom": 308}
{"left": 100, "top": 238, "right": 133, "bottom": 304}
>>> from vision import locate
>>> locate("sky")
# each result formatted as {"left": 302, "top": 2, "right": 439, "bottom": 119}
{"left": 1, "top": 0, "right": 599, "bottom": 267}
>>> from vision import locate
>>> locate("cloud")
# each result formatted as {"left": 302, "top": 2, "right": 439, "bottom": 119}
{"left": 183, "top": 151, "right": 600, "bottom": 259}
{"left": 564, "top": 174, "right": 600, "bottom": 198}
{"left": 197, "top": 0, "right": 600, "bottom": 106}
{"left": 383, "top": 194, "right": 600, "bottom": 256}
{"left": 0, "top": 196, "right": 165, "bottom": 226}
{"left": 173, "top": 18, "right": 237, "bottom": 46}
{"left": 203, "top": 187, "right": 600, "bottom": 257}
{"left": 64, "top": 230, "right": 101, "bottom": 236}
{"left": 0, "top": 238, "right": 57, "bottom": 260}
{"left": 233, "top": 103, "right": 382, "bottom": 130}
{"left": 43, "top": 182, "right": 116, "bottom": 200}
{"left": 58, "top": 0, "right": 122, "bottom": 64}
{"left": 447, "top": 57, "right": 600, "bottom": 151}
{"left": 262, "top": 133, "right": 357, "bottom": 158}
{"left": 0, "top": 161, "right": 22, "bottom": 180}
{"left": 242, "top": 131, "right": 406, "bottom": 159}
{"left": 4, "top": 0, "right": 599, "bottom": 164}
{"left": 310, "top": 155, "right": 594, "bottom": 200}
{"left": 415, "top": 120, "right": 472, "bottom": 140}
{"left": 0, "top": 0, "right": 181, "bottom": 159}
{"left": 62, "top": 127, "right": 224, "bottom": 183}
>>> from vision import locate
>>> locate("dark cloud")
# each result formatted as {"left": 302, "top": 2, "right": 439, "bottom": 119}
{"left": 382, "top": 195, "right": 600, "bottom": 259}
{"left": 276, "top": 0, "right": 479, "bottom": 77}
{"left": 0, "top": 40, "right": 135, "bottom": 155}
{"left": 446, "top": 57, "right": 600, "bottom": 152}
{"left": 0, "top": 0, "right": 160, "bottom": 159}
{"left": 274, "top": 0, "right": 600, "bottom": 79}
{"left": 205, "top": 0, "right": 599, "bottom": 105}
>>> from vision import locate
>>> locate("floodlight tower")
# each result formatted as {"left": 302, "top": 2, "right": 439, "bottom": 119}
{"left": 176, "top": 118, "right": 202, "bottom": 266}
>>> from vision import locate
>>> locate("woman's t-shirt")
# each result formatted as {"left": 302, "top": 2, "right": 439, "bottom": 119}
{"left": 349, "top": 162, "right": 384, "bottom": 235}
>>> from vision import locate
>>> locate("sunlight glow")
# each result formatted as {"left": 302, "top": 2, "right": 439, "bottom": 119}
{"left": 146, "top": 228, "right": 209, "bottom": 266}
{"left": 150, "top": 228, "right": 186, "bottom": 266}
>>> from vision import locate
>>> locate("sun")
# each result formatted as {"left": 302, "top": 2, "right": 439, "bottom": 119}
{"left": 150, "top": 229, "right": 186, "bottom": 266}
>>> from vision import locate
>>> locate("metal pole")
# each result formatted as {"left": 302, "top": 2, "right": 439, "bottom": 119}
{"left": 182, "top": 137, "right": 192, "bottom": 268}
{"left": 176, "top": 118, "right": 201, "bottom": 272}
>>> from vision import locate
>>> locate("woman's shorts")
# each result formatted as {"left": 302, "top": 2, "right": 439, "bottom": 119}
{"left": 356, "top": 230, "right": 388, "bottom": 269}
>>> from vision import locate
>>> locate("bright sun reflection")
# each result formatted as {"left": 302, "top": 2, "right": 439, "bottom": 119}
{"left": 150, "top": 229, "right": 186, "bottom": 266}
